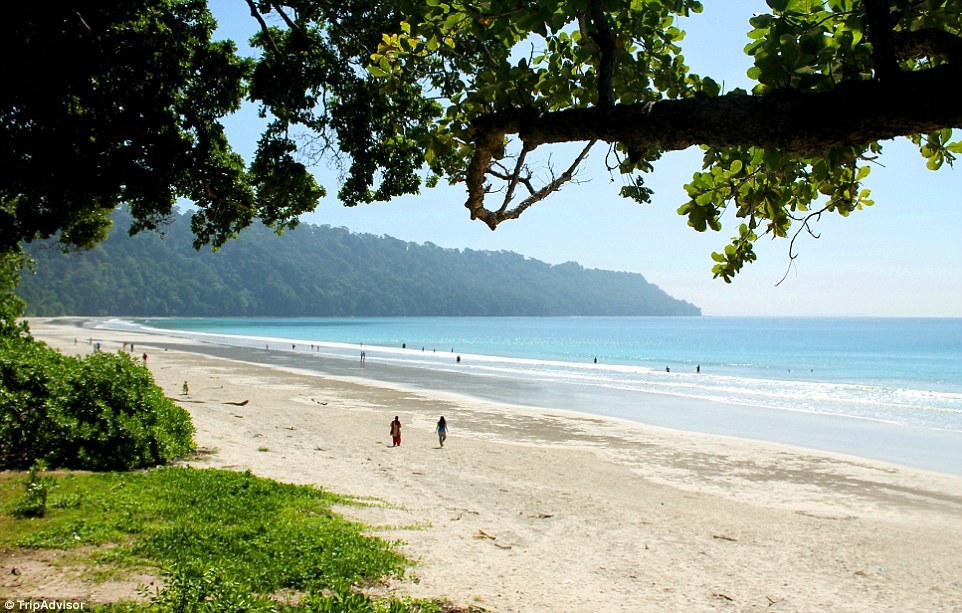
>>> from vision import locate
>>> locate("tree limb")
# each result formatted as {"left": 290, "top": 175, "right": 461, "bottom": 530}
{"left": 863, "top": 0, "right": 898, "bottom": 80}
{"left": 588, "top": 0, "right": 617, "bottom": 107}
{"left": 464, "top": 62, "right": 960, "bottom": 229}
{"left": 473, "top": 65, "right": 960, "bottom": 152}
{"left": 269, "top": 2, "right": 309, "bottom": 43}
{"left": 244, "top": 0, "right": 280, "bottom": 54}
{"left": 499, "top": 143, "right": 533, "bottom": 214}
{"left": 496, "top": 140, "right": 597, "bottom": 224}
{"left": 893, "top": 29, "right": 962, "bottom": 63}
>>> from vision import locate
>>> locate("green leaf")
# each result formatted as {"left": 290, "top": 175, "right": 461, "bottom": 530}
{"left": 766, "top": 0, "right": 790, "bottom": 13}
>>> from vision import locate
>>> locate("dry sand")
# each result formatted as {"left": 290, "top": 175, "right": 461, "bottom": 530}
{"left": 12, "top": 319, "right": 962, "bottom": 611}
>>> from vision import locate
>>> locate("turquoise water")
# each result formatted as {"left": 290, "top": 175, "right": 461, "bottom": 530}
{"left": 103, "top": 316, "right": 962, "bottom": 472}
{"left": 122, "top": 317, "right": 962, "bottom": 432}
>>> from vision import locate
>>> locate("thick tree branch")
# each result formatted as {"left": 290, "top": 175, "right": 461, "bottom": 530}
{"left": 476, "top": 66, "right": 961, "bottom": 150}
{"left": 893, "top": 29, "right": 962, "bottom": 63}
{"left": 588, "top": 0, "right": 617, "bottom": 107}
{"left": 863, "top": 0, "right": 898, "bottom": 80}
{"left": 464, "top": 63, "right": 961, "bottom": 228}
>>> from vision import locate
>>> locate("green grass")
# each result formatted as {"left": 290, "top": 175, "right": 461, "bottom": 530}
{"left": 1, "top": 466, "right": 442, "bottom": 611}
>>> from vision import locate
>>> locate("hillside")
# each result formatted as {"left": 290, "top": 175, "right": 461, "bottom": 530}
{"left": 18, "top": 209, "right": 700, "bottom": 317}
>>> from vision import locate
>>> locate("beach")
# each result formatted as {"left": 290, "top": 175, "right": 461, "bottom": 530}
{"left": 16, "top": 318, "right": 962, "bottom": 611}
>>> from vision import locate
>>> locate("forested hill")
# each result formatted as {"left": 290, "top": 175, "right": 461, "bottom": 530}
{"left": 18, "top": 210, "right": 700, "bottom": 317}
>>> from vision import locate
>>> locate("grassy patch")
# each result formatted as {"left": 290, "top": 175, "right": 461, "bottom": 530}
{"left": 0, "top": 466, "right": 439, "bottom": 610}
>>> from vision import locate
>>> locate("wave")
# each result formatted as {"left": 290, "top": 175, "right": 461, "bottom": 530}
{"left": 99, "top": 318, "right": 962, "bottom": 434}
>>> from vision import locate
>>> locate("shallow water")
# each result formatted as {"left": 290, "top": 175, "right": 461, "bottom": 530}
{"left": 100, "top": 316, "right": 962, "bottom": 474}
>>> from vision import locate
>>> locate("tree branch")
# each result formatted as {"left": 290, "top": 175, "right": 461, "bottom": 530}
{"left": 893, "top": 29, "right": 962, "bottom": 63}
{"left": 588, "top": 0, "right": 617, "bottom": 107}
{"left": 499, "top": 143, "right": 533, "bottom": 214}
{"left": 269, "top": 2, "right": 310, "bottom": 44}
{"left": 464, "top": 63, "right": 961, "bottom": 229}
{"left": 244, "top": 0, "right": 280, "bottom": 54}
{"left": 498, "top": 140, "right": 597, "bottom": 223}
{"left": 775, "top": 206, "right": 829, "bottom": 287}
{"left": 863, "top": 0, "right": 898, "bottom": 80}
{"left": 471, "top": 64, "right": 960, "bottom": 154}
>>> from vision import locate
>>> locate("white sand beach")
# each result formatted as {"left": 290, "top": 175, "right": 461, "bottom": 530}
{"left": 14, "top": 319, "right": 962, "bottom": 611}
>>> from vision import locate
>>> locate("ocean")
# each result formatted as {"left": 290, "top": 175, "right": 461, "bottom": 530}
{"left": 100, "top": 316, "right": 962, "bottom": 474}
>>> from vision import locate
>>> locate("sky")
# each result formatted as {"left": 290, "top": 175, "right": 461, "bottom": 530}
{"left": 210, "top": 0, "right": 961, "bottom": 317}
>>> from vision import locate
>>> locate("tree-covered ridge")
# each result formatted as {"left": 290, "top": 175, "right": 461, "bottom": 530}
{"left": 18, "top": 210, "right": 699, "bottom": 317}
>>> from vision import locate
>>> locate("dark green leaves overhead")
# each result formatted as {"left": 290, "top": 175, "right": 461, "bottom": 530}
{"left": 1, "top": 0, "right": 258, "bottom": 253}
{"left": 2, "top": 0, "right": 961, "bottom": 281}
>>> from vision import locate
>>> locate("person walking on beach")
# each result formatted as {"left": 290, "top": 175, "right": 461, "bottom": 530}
{"left": 390, "top": 416, "right": 402, "bottom": 447}
{"left": 435, "top": 416, "right": 448, "bottom": 448}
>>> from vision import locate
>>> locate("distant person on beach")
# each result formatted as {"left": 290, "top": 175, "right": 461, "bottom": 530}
{"left": 182, "top": 381, "right": 189, "bottom": 395}
{"left": 435, "top": 417, "right": 448, "bottom": 448}
{"left": 142, "top": 352, "right": 148, "bottom": 363}
{"left": 360, "top": 350, "right": 366, "bottom": 364}
{"left": 456, "top": 355, "right": 461, "bottom": 363}
{"left": 390, "top": 416, "right": 402, "bottom": 447}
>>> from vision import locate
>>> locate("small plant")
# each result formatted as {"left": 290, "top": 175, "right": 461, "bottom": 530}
{"left": 12, "top": 461, "right": 54, "bottom": 518}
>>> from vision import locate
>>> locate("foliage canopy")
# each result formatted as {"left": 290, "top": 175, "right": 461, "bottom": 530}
{"left": 3, "top": 0, "right": 960, "bottom": 279}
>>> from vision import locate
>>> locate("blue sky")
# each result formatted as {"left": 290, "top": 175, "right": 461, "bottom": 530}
{"left": 212, "top": 0, "right": 961, "bottom": 317}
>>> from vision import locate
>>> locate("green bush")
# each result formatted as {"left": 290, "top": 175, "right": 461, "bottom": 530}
{"left": 0, "top": 336, "right": 195, "bottom": 470}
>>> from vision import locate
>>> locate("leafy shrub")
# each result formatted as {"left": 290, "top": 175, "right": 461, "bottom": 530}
{"left": 0, "top": 336, "right": 195, "bottom": 470}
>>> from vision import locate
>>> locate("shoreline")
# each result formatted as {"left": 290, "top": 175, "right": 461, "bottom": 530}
{"left": 83, "top": 317, "right": 962, "bottom": 475}
{"left": 17, "top": 318, "right": 962, "bottom": 611}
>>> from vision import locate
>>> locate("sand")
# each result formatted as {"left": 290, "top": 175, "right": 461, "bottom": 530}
{"left": 13, "top": 318, "right": 962, "bottom": 611}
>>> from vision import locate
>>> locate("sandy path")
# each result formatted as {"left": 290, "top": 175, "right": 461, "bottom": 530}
{"left": 16, "top": 319, "right": 962, "bottom": 612}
